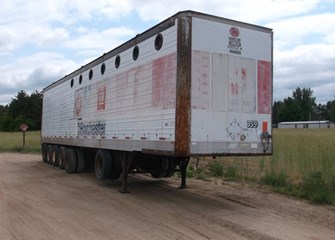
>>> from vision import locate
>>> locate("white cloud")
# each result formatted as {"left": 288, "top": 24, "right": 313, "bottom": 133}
{"left": 0, "top": 0, "right": 132, "bottom": 24}
{"left": 274, "top": 42, "right": 335, "bottom": 102}
{"left": 30, "top": 26, "right": 70, "bottom": 48}
{"left": 0, "top": 52, "right": 77, "bottom": 93}
{"left": 314, "top": 82, "right": 335, "bottom": 103}
{"left": 0, "top": 94, "right": 16, "bottom": 106}
{"left": 75, "top": 27, "right": 90, "bottom": 34}
{"left": 0, "top": 22, "right": 70, "bottom": 53}
{"left": 0, "top": 0, "right": 134, "bottom": 54}
{"left": 0, "top": 0, "right": 334, "bottom": 105}
{"left": 1, "top": 0, "right": 321, "bottom": 27}
{"left": 0, "top": 29, "right": 17, "bottom": 53}
{"left": 269, "top": 13, "right": 335, "bottom": 49}
{"left": 130, "top": 0, "right": 321, "bottom": 23}
{"left": 63, "top": 26, "right": 136, "bottom": 57}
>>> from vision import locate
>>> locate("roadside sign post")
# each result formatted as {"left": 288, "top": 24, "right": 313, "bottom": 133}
{"left": 20, "top": 123, "right": 29, "bottom": 147}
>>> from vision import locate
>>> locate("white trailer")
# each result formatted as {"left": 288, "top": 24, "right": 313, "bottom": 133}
{"left": 41, "top": 11, "right": 273, "bottom": 192}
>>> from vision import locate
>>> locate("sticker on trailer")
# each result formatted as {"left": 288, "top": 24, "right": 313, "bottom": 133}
{"left": 97, "top": 85, "right": 106, "bottom": 111}
{"left": 228, "top": 27, "right": 242, "bottom": 55}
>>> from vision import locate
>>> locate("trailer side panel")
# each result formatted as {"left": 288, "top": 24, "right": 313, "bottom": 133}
{"left": 42, "top": 22, "right": 178, "bottom": 153}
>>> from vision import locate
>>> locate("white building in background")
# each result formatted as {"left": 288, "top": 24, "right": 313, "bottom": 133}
{"left": 278, "top": 120, "right": 335, "bottom": 129}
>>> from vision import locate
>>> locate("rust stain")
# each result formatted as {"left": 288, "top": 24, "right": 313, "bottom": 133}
{"left": 175, "top": 16, "right": 192, "bottom": 156}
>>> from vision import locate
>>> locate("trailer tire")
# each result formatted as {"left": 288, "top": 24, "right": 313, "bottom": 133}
{"left": 64, "top": 148, "right": 77, "bottom": 174}
{"left": 47, "top": 145, "right": 53, "bottom": 165}
{"left": 110, "top": 152, "right": 122, "bottom": 180}
{"left": 58, "top": 146, "right": 66, "bottom": 170}
{"left": 150, "top": 158, "right": 170, "bottom": 178}
{"left": 42, "top": 144, "right": 48, "bottom": 162}
{"left": 150, "top": 171, "right": 167, "bottom": 178}
{"left": 53, "top": 145, "right": 60, "bottom": 167}
{"left": 165, "top": 160, "right": 177, "bottom": 178}
{"left": 164, "top": 170, "right": 176, "bottom": 178}
{"left": 95, "top": 150, "right": 112, "bottom": 180}
{"left": 76, "top": 148, "right": 85, "bottom": 173}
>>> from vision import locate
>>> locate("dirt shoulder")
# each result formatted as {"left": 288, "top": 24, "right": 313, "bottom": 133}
{"left": 0, "top": 153, "right": 334, "bottom": 240}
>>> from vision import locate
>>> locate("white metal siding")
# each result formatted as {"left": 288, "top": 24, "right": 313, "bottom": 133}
{"left": 42, "top": 23, "right": 178, "bottom": 152}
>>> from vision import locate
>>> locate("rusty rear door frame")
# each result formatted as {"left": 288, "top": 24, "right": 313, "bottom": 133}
{"left": 175, "top": 16, "right": 192, "bottom": 157}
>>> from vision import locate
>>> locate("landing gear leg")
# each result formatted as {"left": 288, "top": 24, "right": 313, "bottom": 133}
{"left": 179, "top": 157, "right": 190, "bottom": 189}
{"left": 119, "top": 153, "right": 133, "bottom": 193}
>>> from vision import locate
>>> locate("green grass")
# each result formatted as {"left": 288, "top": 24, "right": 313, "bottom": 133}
{"left": 261, "top": 170, "right": 288, "bottom": 188}
{"left": 271, "top": 128, "right": 335, "bottom": 182}
{"left": 187, "top": 164, "right": 210, "bottom": 180}
{"left": 187, "top": 128, "right": 335, "bottom": 205}
{"left": 208, "top": 161, "right": 224, "bottom": 177}
{"left": 254, "top": 129, "right": 335, "bottom": 205}
{"left": 0, "top": 131, "right": 41, "bottom": 153}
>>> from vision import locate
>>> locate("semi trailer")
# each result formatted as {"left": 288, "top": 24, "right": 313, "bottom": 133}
{"left": 41, "top": 10, "right": 273, "bottom": 192}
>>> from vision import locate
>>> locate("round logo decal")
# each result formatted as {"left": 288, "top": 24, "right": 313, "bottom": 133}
{"left": 229, "top": 27, "right": 240, "bottom": 37}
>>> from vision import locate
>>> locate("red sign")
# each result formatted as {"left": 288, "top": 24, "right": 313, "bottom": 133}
{"left": 229, "top": 27, "right": 240, "bottom": 37}
{"left": 20, "top": 123, "right": 29, "bottom": 132}
{"left": 97, "top": 85, "right": 106, "bottom": 111}
{"left": 258, "top": 60, "right": 272, "bottom": 114}
{"left": 75, "top": 93, "right": 82, "bottom": 117}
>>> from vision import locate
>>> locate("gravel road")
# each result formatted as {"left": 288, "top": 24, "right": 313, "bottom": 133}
{"left": 0, "top": 153, "right": 334, "bottom": 240}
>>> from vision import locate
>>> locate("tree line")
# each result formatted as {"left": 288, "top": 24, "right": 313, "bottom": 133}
{"left": 0, "top": 90, "right": 42, "bottom": 131}
{"left": 273, "top": 87, "right": 335, "bottom": 124}
{"left": 0, "top": 88, "right": 334, "bottom": 132}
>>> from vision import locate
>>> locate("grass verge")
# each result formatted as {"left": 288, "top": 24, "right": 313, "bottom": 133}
{"left": 186, "top": 128, "right": 335, "bottom": 205}
{"left": 0, "top": 131, "right": 41, "bottom": 153}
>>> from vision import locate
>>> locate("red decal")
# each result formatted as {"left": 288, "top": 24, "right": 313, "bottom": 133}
{"left": 230, "top": 82, "right": 239, "bottom": 95}
{"left": 97, "top": 85, "right": 106, "bottom": 111}
{"left": 242, "top": 68, "right": 247, "bottom": 79}
{"left": 262, "top": 121, "right": 268, "bottom": 132}
{"left": 75, "top": 93, "right": 82, "bottom": 116}
{"left": 229, "top": 27, "right": 240, "bottom": 37}
{"left": 258, "top": 61, "right": 271, "bottom": 114}
{"left": 152, "top": 52, "right": 176, "bottom": 109}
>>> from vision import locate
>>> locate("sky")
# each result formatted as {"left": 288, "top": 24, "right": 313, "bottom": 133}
{"left": 0, "top": 0, "right": 335, "bottom": 105}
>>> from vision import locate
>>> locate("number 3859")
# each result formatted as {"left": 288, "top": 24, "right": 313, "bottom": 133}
{"left": 246, "top": 120, "right": 258, "bottom": 128}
